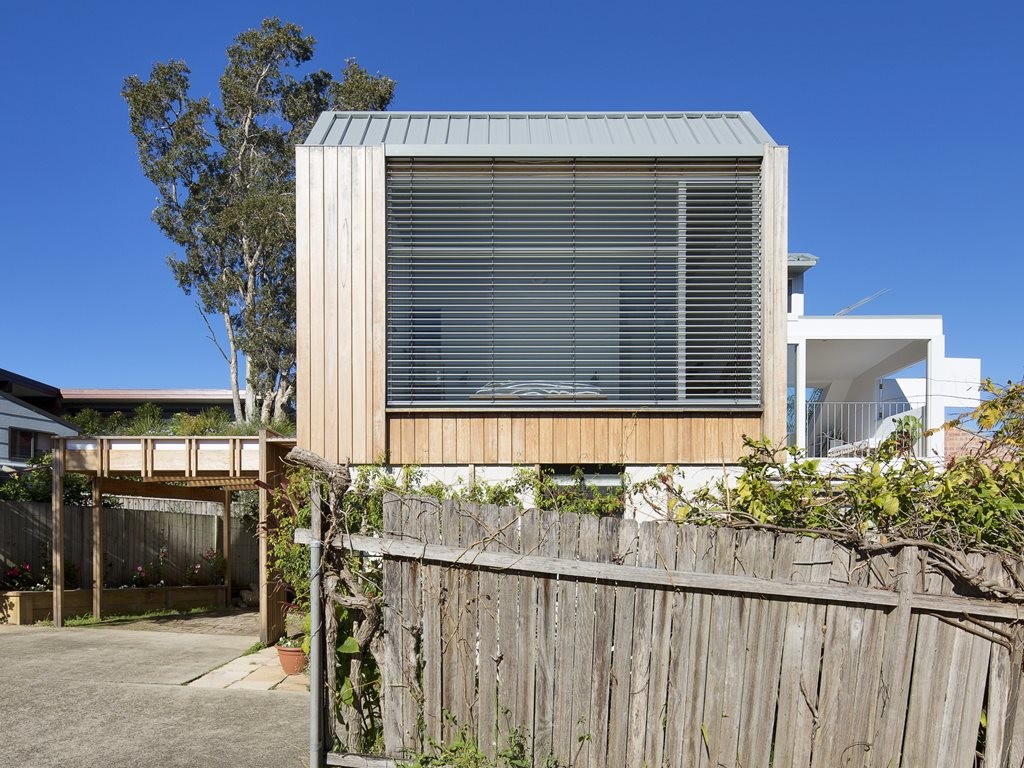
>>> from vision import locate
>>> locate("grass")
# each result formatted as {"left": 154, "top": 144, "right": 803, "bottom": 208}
{"left": 243, "top": 640, "right": 267, "bottom": 655}
{"left": 37, "top": 605, "right": 217, "bottom": 627}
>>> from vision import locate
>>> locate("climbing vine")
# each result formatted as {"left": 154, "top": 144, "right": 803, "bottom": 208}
{"left": 266, "top": 378, "right": 1023, "bottom": 756}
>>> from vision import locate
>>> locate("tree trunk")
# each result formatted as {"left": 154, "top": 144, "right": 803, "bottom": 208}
{"left": 243, "top": 356, "right": 257, "bottom": 424}
{"left": 260, "top": 390, "right": 273, "bottom": 425}
{"left": 272, "top": 382, "right": 292, "bottom": 423}
{"left": 222, "top": 312, "right": 244, "bottom": 423}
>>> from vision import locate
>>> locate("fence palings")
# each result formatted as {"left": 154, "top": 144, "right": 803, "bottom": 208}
{"left": 379, "top": 495, "right": 404, "bottom": 755}
{"left": 321, "top": 493, "right": 1024, "bottom": 768}
{"left": 1, "top": 500, "right": 259, "bottom": 590}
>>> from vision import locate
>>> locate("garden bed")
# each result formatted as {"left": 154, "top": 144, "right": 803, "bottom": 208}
{"left": 1, "top": 585, "right": 227, "bottom": 625}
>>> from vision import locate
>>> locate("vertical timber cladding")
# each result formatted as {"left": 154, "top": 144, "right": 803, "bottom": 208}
{"left": 296, "top": 145, "right": 387, "bottom": 464}
{"left": 760, "top": 145, "right": 789, "bottom": 448}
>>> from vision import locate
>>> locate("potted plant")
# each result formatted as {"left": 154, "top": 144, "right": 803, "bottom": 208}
{"left": 276, "top": 635, "right": 307, "bottom": 675}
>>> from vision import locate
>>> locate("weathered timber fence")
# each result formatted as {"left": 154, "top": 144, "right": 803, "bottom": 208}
{"left": 0, "top": 500, "right": 260, "bottom": 589}
{"left": 315, "top": 493, "right": 1024, "bottom": 768}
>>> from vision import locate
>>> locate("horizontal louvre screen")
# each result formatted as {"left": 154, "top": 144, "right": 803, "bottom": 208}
{"left": 386, "top": 158, "right": 762, "bottom": 408}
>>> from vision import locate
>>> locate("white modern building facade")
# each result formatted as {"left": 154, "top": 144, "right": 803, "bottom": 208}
{"left": 786, "top": 254, "right": 980, "bottom": 463}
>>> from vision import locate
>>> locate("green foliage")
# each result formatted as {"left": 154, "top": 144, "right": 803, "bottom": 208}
{"left": 0, "top": 454, "right": 94, "bottom": 506}
{"left": 400, "top": 730, "right": 490, "bottom": 768}
{"left": 2, "top": 562, "right": 47, "bottom": 591}
{"left": 66, "top": 403, "right": 295, "bottom": 437}
{"left": 4, "top": 557, "right": 80, "bottom": 591}
{"left": 531, "top": 466, "right": 627, "bottom": 518}
{"left": 400, "top": 727, "right": 557, "bottom": 768}
{"left": 68, "top": 408, "right": 105, "bottom": 435}
{"left": 122, "top": 17, "right": 395, "bottom": 424}
{"left": 972, "top": 378, "right": 1024, "bottom": 448}
{"left": 131, "top": 543, "right": 169, "bottom": 587}
{"left": 333, "top": 58, "right": 396, "bottom": 110}
{"left": 170, "top": 407, "right": 231, "bottom": 435}
{"left": 650, "top": 381, "right": 1024, "bottom": 554}
{"left": 68, "top": 404, "right": 167, "bottom": 436}
{"left": 126, "top": 402, "right": 164, "bottom": 435}
{"left": 266, "top": 465, "right": 314, "bottom": 612}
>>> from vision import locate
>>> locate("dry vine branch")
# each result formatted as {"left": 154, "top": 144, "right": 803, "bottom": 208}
{"left": 691, "top": 517, "right": 1024, "bottom": 606}
{"left": 284, "top": 446, "right": 395, "bottom": 752}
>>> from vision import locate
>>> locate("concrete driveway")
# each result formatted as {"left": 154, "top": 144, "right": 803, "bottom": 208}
{"left": 0, "top": 624, "right": 308, "bottom": 768}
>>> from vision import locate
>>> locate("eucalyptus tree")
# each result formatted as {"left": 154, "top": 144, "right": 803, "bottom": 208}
{"left": 123, "top": 18, "right": 394, "bottom": 424}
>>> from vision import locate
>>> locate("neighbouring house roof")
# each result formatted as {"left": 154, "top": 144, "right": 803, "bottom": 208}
{"left": 0, "top": 367, "right": 61, "bottom": 399}
{"left": 788, "top": 253, "right": 819, "bottom": 274}
{"left": 0, "top": 366, "right": 63, "bottom": 415}
{"left": 59, "top": 388, "right": 236, "bottom": 402}
{"left": 60, "top": 389, "right": 237, "bottom": 418}
{"left": 0, "top": 366, "right": 245, "bottom": 426}
{"left": 303, "top": 111, "right": 776, "bottom": 157}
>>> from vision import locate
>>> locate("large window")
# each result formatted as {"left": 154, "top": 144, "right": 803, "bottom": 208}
{"left": 386, "top": 158, "right": 762, "bottom": 408}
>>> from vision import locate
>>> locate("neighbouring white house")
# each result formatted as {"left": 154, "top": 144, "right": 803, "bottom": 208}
{"left": 786, "top": 254, "right": 981, "bottom": 464}
{"left": 0, "top": 369, "right": 78, "bottom": 471}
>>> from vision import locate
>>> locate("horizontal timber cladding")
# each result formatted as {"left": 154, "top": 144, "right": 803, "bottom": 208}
{"left": 297, "top": 145, "right": 387, "bottom": 464}
{"left": 386, "top": 157, "right": 764, "bottom": 408}
{"left": 386, "top": 413, "right": 761, "bottom": 464}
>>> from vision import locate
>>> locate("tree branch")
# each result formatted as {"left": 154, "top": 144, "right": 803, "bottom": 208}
{"left": 195, "top": 302, "right": 230, "bottom": 364}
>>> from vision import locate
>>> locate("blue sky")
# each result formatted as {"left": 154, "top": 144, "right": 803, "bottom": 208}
{"left": 3, "top": 1, "right": 1021, "bottom": 389}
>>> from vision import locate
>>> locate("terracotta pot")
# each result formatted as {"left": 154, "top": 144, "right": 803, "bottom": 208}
{"left": 277, "top": 645, "right": 307, "bottom": 675}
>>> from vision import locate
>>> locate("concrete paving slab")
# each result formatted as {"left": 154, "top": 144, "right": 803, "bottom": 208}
{"left": 229, "top": 672, "right": 288, "bottom": 690}
{"left": 274, "top": 684, "right": 309, "bottom": 696}
{"left": 0, "top": 624, "right": 307, "bottom": 768}
{"left": 231, "top": 664, "right": 289, "bottom": 688}
{"left": 187, "top": 670, "right": 249, "bottom": 689}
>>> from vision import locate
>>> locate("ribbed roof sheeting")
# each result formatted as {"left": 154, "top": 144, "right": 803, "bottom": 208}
{"left": 304, "top": 112, "right": 775, "bottom": 157}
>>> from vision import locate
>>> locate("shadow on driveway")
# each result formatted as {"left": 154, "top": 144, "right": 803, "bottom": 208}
{"left": 0, "top": 624, "right": 307, "bottom": 768}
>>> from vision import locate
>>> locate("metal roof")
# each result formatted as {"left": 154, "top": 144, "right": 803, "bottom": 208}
{"left": 303, "top": 111, "right": 776, "bottom": 157}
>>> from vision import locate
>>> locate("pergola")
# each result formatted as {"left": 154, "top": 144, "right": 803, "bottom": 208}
{"left": 50, "top": 431, "right": 294, "bottom": 642}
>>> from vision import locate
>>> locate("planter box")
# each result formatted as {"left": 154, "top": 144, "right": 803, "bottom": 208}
{"left": 1, "top": 586, "right": 227, "bottom": 625}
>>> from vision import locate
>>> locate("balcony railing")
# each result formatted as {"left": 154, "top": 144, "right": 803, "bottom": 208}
{"left": 804, "top": 401, "right": 927, "bottom": 459}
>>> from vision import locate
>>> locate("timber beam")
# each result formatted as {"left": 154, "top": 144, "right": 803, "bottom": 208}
{"left": 97, "top": 478, "right": 225, "bottom": 503}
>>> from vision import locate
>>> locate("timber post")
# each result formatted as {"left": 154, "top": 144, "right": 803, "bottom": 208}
{"left": 51, "top": 438, "right": 65, "bottom": 627}
{"left": 222, "top": 489, "right": 233, "bottom": 605}
{"left": 91, "top": 476, "right": 103, "bottom": 620}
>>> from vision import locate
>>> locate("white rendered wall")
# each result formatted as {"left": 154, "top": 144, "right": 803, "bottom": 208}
{"left": 788, "top": 273, "right": 805, "bottom": 318}
{"left": 896, "top": 356, "right": 981, "bottom": 414}
{"left": 370, "top": 464, "right": 745, "bottom": 523}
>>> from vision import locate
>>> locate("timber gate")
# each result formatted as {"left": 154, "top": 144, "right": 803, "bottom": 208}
{"left": 306, "top": 492, "right": 1024, "bottom": 768}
